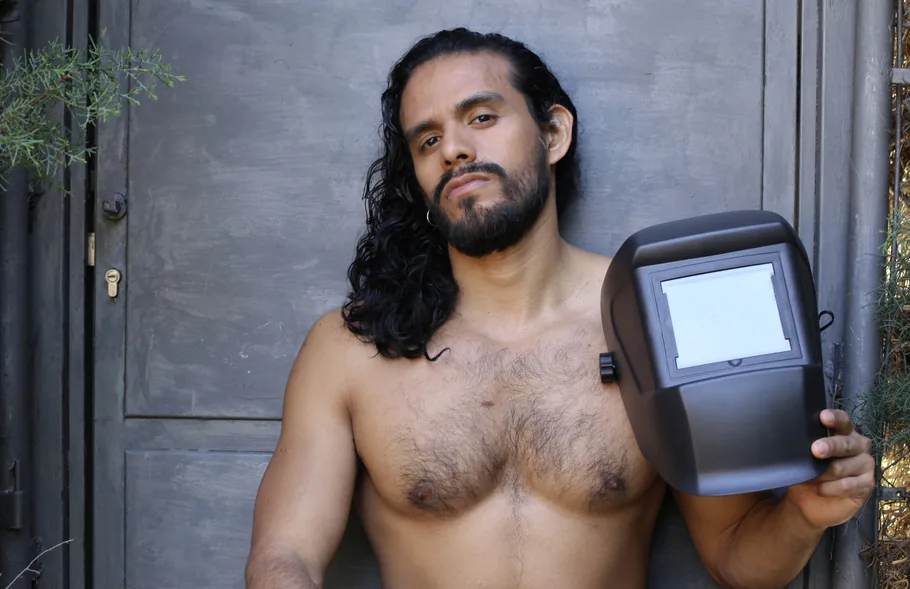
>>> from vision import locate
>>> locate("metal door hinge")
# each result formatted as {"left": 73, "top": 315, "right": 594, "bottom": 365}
{"left": 87, "top": 233, "right": 95, "bottom": 267}
{"left": 2, "top": 460, "right": 24, "bottom": 530}
{"left": 879, "top": 486, "right": 908, "bottom": 501}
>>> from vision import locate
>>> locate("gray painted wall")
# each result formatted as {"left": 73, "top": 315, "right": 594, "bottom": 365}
{"left": 91, "top": 1, "right": 790, "bottom": 587}
{"left": 16, "top": 0, "right": 885, "bottom": 587}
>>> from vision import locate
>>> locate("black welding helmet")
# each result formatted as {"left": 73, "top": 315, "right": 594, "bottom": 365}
{"left": 599, "top": 209, "right": 829, "bottom": 496}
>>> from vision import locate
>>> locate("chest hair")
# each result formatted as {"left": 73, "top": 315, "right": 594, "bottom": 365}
{"left": 385, "top": 330, "right": 633, "bottom": 515}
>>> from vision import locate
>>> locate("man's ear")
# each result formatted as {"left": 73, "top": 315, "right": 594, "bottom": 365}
{"left": 543, "top": 104, "right": 574, "bottom": 165}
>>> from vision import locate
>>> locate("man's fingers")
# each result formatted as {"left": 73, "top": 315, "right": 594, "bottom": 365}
{"left": 820, "top": 409, "right": 856, "bottom": 436}
{"left": 814, "top": 453, "right": 876, "bottom": 483}
{"left": 812, "top": 431, "right": 872, "bottom": 459}
{"left": 816, "top": 471, "right": 876, "bottom": 498}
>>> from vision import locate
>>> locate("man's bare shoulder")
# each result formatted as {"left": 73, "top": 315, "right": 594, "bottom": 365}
{"left": 288, "top": 308, "right": 378, "bottom": 393}
{"left": 301, "top": 306, "right": 380, "bottom": 355}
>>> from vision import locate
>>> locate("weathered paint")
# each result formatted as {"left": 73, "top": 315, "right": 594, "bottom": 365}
{"left": 18, "top": 0, "right": 888, "bottom": 587}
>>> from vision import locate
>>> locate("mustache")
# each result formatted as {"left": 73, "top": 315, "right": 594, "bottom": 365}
{"left": 432, "top": 162, "right": 506, "bottom": 203}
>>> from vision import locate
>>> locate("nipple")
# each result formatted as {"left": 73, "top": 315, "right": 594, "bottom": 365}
{"left": 408, "top": 480, "right": 438, "bottom": 506}
{"left": 600, "top": 474, "right": 625, "bottom": 492}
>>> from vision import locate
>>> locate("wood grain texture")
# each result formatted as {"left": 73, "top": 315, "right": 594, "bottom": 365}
{"left": 26, "top": 0, "right": 93, "bottom": 586}
{"left": 123, "top": 451, "right": 380, "bottom": 589}
{"left": 67, "top": 0, "right": 90, "bottom": 583}
{"left": 797, "top": 0, "right": 822, "bottom": 274}
{"left": 803, "top": 1, "right": 859, "bottom": 587}
{"left": 125, "top": 451, "right": 270, "bottom": 589}
{"left": 92, "top": 0, "right": 132, "bottom": 585}
{"left": 812, "top": 0, "right": 857, "bottom": 346}
{"left": 762, "top": 0, "right": 800, "bottom": 225}
{"left": 28, "top": 0, "right": 70, "bottom": 585}
{"left": 123, "top": 418, "right": 280, "bottom": 452}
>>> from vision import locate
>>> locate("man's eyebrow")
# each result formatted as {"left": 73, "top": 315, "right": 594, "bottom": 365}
{"left": 404, "top": 91, "right": 506, "bottom": 145}
{"left": 454, "top": 91, "right": 506, "bottom": 115}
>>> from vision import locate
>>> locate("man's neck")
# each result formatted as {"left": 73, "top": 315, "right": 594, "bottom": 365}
{"left": 447, "top": 202, "right": 574, "bottom": 338}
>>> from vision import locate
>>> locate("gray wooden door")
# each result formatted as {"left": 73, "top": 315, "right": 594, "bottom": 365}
{"left": 91, "top": 1, "right": 807, "bottom": 587}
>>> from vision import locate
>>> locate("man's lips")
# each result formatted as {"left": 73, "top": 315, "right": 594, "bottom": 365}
{"left": 443, "top": 174, "right": 490, "bottom": 200}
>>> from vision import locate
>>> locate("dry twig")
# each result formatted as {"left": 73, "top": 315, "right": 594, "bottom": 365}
{"left": 0, "top": 539, "right": 73, "bottom": 589}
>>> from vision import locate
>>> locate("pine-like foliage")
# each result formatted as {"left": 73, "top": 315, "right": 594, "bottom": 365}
{"left": 0, "top": 10, "right": 184, "bottom": 191}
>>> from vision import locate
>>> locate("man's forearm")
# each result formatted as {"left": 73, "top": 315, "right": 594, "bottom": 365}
{"left": 717, "top": 494, "right": 826, "bottom": 589}
{"left": 245, "top": 550, "right": 320, "bottom": 589}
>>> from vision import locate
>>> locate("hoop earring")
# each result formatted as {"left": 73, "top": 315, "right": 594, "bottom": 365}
{"left": 426, "top": 210, "right": 436, "bottom": 227}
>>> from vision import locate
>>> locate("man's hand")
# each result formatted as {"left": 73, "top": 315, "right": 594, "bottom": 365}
{"left": 785, "top": 409, "right": 876, "bottom": 530}
{"left": 674, "top": 409, "right": 875, "bottom": 589}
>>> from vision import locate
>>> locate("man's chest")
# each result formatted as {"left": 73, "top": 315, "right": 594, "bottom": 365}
{"left": 351, "top": 325, "right": 658, "bottom": 516}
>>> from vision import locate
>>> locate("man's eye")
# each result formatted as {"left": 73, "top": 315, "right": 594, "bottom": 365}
{"left": 473, "top": 114, "right": 495, "bottom": 124}
{"left": 422, "top": 136, "right": 439, "bottom": 149}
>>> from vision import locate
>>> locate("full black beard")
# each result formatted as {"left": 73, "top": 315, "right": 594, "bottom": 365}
{"left": 428, "top": 139, "right": 550, "bottom": 258}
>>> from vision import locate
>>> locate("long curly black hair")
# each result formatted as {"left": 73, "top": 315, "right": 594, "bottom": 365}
{"left": 342, "top": 28, "right": 581, "bottom": 361}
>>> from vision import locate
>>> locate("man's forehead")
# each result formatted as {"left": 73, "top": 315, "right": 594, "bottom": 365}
{"left": 399, "top": 52, "right": 516, "bottom": 125}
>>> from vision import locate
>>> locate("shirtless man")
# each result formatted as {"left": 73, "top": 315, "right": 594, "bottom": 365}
{"left": 245, "top": 28, "right": 876, "bottom": 589}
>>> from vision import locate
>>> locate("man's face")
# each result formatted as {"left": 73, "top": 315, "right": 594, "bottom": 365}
{"left": 399, "top": 52, "right": 552, "bottom": 258}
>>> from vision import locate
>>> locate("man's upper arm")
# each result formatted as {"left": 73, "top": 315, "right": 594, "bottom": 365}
{"left": 671, "top": 489, "right": 768, "bottom": 583}
{"left": 248, "top": 310, "right": 360, "bottom": 582}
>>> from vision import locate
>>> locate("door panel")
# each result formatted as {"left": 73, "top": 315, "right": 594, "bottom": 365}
{"left": 125, "top": 452, "right": 271, "bottom": 588}
{"left": 93, "top": 0, "right": 798, "bottom": 587}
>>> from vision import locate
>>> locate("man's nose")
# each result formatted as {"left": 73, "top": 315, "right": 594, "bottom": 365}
{"left": 440, "top": 128, "right": 476, "bottom": 169}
